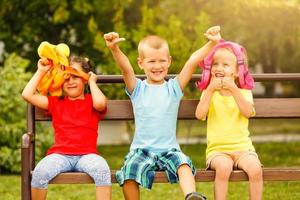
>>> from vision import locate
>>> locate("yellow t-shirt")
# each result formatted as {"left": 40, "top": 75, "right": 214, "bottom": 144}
{"left": 202, "top": 89, "right": 256, "bottom": 158}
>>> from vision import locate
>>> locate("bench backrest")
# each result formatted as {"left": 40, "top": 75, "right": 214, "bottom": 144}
{"left": 28, "top": 73, "right": 300, "bottom": 126}
{"left": 33, "top": 98, "right": 300, "bottom": 121}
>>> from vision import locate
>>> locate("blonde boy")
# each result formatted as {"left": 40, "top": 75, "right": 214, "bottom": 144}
{"left": 104, "top": 26, "right": 221, "bottom": 200}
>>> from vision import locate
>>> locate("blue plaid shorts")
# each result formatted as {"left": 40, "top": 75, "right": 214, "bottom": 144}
{"left": 116, "top": 148, "right": 196, "bottom": 189}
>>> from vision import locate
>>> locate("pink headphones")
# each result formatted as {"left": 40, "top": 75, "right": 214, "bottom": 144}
{"left": 196, "top": 40, "right": 254, "bottom": 91}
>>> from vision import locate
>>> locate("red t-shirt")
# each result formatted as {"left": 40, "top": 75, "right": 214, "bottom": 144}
{"left": 46, "top": 94, "right": 106, "bottom": 155}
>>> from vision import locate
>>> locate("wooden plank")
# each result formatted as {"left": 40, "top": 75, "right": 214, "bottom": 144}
{"left": 35, "top": 98, "right": 300, "bottom": 120}
{"left": 254, "top": 98, "right": 300, "bottom": 118}
{"left": 96, "top": 73, "right": 300, "bottom": 83}
{"left": 49, "top": 168, "right": 300, "bottom": 184}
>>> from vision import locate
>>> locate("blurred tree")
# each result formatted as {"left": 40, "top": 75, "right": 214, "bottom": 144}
{"left": 0, "top": 53, "right": 31, "bottom": 173}
{"left": 201, "top": 0, "right": 300, "bottom": 96}
{"left": 0, "top": 53, "right": 58, "bottom": 173}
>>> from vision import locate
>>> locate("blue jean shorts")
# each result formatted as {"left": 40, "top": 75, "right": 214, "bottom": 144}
{"left": 31, "top": 153, "right": 111, "bottom": 189}
{"left": 116, "top": 148, "right": 196, "bottom": 189}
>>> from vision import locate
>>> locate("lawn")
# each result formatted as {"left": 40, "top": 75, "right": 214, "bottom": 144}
{"left": 1, "top": 142, "right": 300, "bottom": 199}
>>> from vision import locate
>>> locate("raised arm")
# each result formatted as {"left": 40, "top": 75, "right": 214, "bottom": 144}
{"left": 177, "top": 26, "right": 221, "bottom": 90}
{"left": 22, "top": 58, "right": 50, "bottom": 110}
{"left": 195, "top": 74, "right": 222, "bottom": 120}
{"left": 104, "top": 32, "right": 136, "bottom": 93}
{"left": 88, "top": 72, "right": 107, "bottom": 112}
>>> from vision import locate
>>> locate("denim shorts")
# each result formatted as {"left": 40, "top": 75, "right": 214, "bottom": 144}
{"left": 31, "top": 153, "right": 111, "bottom": 189}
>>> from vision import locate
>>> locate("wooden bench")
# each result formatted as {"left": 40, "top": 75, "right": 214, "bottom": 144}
{"left": 21, "top": 73, "right": 300, "bottom": 200}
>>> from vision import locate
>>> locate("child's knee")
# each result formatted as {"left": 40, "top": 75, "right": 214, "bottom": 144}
{"left": 216, "top": 167, "right": 232, "bottom": 179}
{"left": 214, "top": 162, "right": 233, "bottom": 180}
{"left": 177, "top": 163, "right": 192, "bottom": 172}
{"left": 124, "top": 179, "right": 139, "bottom": 187}
{"left": 31, "top": 168, "right": 52, "bottom": 189}
{"left": 82, "top": 156, "right": 111, "bottom": 186}
{"left": 247, "top": 165, "right": 263, "bottom": 181}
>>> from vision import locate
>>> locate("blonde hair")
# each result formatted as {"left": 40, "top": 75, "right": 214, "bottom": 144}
{"left": 138, "top": 35, "right": 170, "bottom": 58}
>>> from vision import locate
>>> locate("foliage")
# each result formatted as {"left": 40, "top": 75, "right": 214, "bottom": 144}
{"left": 0, "top": 53, "right": 54, "bottom": 173}
{"left": 0, "top": 53, "right": 31, "bottom": 173}
{"left": 1, "top": 0, "right": 300, "bottom": 97}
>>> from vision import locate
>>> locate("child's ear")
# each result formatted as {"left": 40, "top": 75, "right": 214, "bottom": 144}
{"left": 137, "top": 57, "right": 144, "bottom": 69}
{"left": 168, "top": 56, "right": 172, "bottom": 67}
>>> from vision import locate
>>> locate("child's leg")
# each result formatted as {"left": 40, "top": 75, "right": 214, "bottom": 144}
{"left": 160, "top": 150, "right": 205, "bottom": 199}
{"left": 210, "top": 155, "right": 234, "bottom": 200}
{"left": 123, "top": 180, "right": 140, "bottom": 200}
{"left": 31, "top": 188, "right": 47, "bottom": 200}
{"left": 96, "top": 186, "right": 111, "bottom": 200}
{"left": 116, "top": 149, "right": 158, "bottom": 199}
{"left": 177, "top": 164, "right": 196, "bottom": 195}
{"left": 236, "top": 154, "right": 263, "bottom": 200}
{"left": 75, "top": 154, "right": 111, "bottom": 200}
{"left": 31, "top": 154, "right": 73, "bottom": 200}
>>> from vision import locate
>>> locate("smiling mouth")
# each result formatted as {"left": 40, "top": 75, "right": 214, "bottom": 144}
{"left": 152, "top": 71, "right": 162, "bottom": 75}
{"left": 215, "top": 73, "right": 225, "bottom": 78}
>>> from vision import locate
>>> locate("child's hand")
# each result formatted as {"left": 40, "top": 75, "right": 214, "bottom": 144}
{"left": 88, "top": 72, "right": 98, "bottom": 85}
{"left": 204, "top": 26, "right": 221, "bottom": 43}
{"left": 104, "top": 32, "right": 126, "bottom": 49}
{"left": 207, "top": 74, "right": 222, "bottom": 92}
{"left": 221, "top": 76, "right": 238, "bottom": 91}
{"left": 37, "top": 58, "right": 51, "bottom": 73}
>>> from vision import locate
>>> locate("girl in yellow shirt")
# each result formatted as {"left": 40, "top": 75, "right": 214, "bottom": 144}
{"left": 195, "top": 40, "right": 263, "bottom": 200}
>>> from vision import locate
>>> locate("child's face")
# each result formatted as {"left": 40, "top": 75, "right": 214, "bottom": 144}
{"left": 63, "top": 63, "right": 85, "bottom": 100}
{"left": 138, "top": 46, "right": 171, "bottom": 84}
{"left": 211, "top": 48, "right": 238, "bottom": 79}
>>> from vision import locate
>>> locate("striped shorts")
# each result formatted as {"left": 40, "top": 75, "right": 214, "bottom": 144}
{"left": 115, "top": 148, "right": 196, "bottom": 189}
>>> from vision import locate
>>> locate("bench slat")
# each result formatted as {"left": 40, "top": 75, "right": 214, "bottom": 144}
{"left": 49, "top": 168, "right": 300, "bottom": 184}
{"left": 96, "top": 73, "right": 300, "bottom": 83}
{"left": 35, "top": 98, "right": 300, "bottom": 120}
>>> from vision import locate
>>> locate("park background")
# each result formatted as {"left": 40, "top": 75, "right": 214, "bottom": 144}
{"left": 0, "top": 0, "right": 300, "bottom": 199}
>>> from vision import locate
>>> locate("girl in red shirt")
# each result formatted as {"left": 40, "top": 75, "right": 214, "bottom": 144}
{"left": 22, "top": 56, "right": 111, "bottom": 200}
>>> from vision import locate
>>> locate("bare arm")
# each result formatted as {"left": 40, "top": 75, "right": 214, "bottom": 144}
{"left": 22, "top": 58, "right": 49, "bottom": 110}
{"left": 222, "top": 77, "right": 255, "bottom": 118}
{"left": 195, "top": 75, "right": 222, "bottom": 120}
{"left": 104, "top": 32, "right": 136, "bottom": 93}
{"left": 177, "top": 26, "right": 221, "bottom": 90}
{"left": 88, "top": 72, "right": 107, "bottom": 112}
{"left": 195, "top": 89, "right": 213, "bottom": 120}
{"left": 230, "top": 87, "right": 254, "bottom": 118}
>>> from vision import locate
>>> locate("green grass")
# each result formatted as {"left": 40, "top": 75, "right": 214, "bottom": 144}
{"left": 1, "top": 142, "right": 300, "bottom": 199}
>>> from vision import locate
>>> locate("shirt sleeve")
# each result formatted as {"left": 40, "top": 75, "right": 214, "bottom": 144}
{"left": 47, "top": 96, "right": 56, "bottom": 114}
{"left": 96, "top": 106, "right": 107, "bottom": 120}
{"left": 125, "top": 78, "right": 141, "bottom": 101}
{"left": 169, "top": 78, "right": 184, "bottom": 100}
{"left": 86, "top": 94, "right": 107, "bottom": 120}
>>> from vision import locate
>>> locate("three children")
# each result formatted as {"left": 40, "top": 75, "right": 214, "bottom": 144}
{"left": 23, "top": 26, "right": 262, "bottom": 200}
